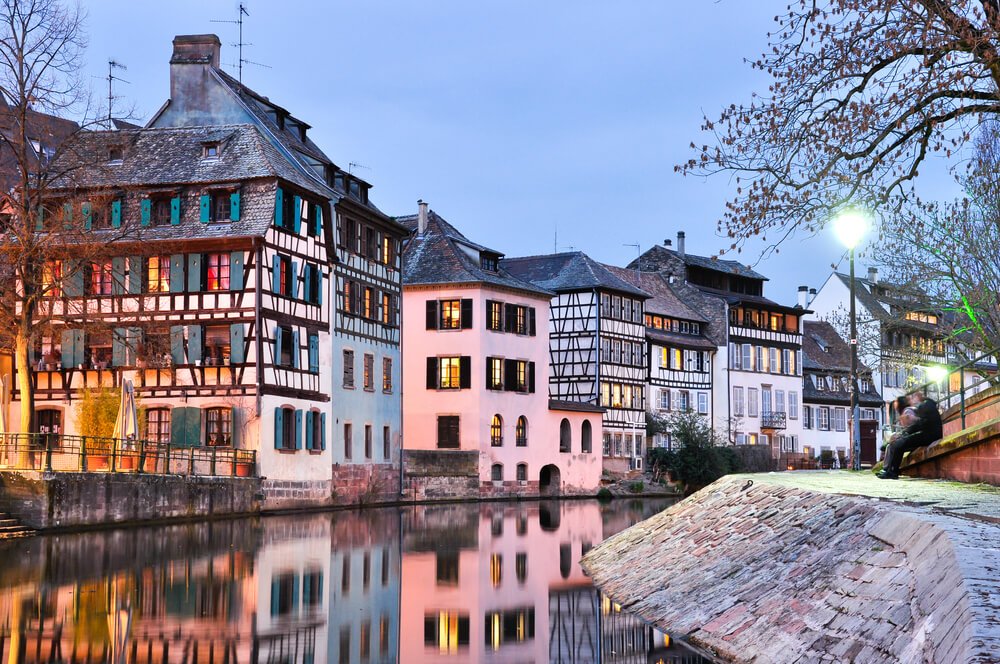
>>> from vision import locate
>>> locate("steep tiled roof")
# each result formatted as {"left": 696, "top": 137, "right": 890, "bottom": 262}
{"left": 802, "top": 321, "right": 882, "bottom": 406}
{"left": 629, "top": 243, "right": 768, "bottom": 280}
{"left": 399, "top": 209, "right": 552, "bottom": 297}
{"left": 548, "top": 399, "right": 605, "bottom": 413}
{"left": 503, "top": 252, "right": 650, "bottom": 298}
{"left": 833, "top": 273, "right": 944, "bottom": 334}
{"left": 646, "top": 328, "right": 717, "bottom": 350}
{"left": 601, "top": 265, "right": 707, "bottom": 322}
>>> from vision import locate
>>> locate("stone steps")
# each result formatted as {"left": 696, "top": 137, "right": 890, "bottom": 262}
{"left": 0, "top": 512, "right": 34, "bottom": 539}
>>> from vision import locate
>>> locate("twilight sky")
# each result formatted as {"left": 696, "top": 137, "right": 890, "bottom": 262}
{"left": 80, "top": 0, "right": 964, "bottom": 305}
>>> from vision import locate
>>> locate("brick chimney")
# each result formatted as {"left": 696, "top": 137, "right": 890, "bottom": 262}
{"left": 418, "top": 200, "right": 428, "bottom": 235}
{"left": 169, "top": 34, "right": 221, "bottom": 106}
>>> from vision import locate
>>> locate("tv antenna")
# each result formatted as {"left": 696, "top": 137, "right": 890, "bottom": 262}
{"left": 624, "top": 242, "right": 641, "bottom": 276}
{"left": 348, "top": 161, "right": 370, "bottom": 175}
{"left": 106, "top": 60, "right": 129, "bottom": 129}
{"left": 212, "top": 3, "right": 269, "bottom": 87}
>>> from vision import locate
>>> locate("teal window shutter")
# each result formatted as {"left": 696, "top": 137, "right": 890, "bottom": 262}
{"left": 64, "top": 260, "right": 84, "bottom": 297}
{"left": 187, "top": 254, "right": 202, "bottom": 292}
{"left": 292, "top": 195, "right": 302, "bottom": 233}
{"left": 272, "top": 255, "right": 281, "bottom": 293}
{"left": 111, "top": 200, "right": 121, "bottom": 228}
{"left": 187, "top": 408, "right": 202, "bottom": 447}
{"left": 291, "top": 330, "right": 299, "bottom": 369}
{"left": 73, "top": 331, "right": 84, "bottom": 368}
{"left": 169, "top": 254, "right": 185, "bottom": 293}
{"left": 187, "top": 325, "right": 202, "bottom": 363}
{"left": 273, "top": 325, "right": 282, "bottom": 365}
{"left": 269, "top": 578, "right": 280, "bottom": 615}
{"left": 170, "top": 196, "right": 181, "bottom": 225}
{"left": 290, "top": 261, "right": 299, "bottom": 299}
{"left": 170, "top": 326, "right": 186, "bottom": 365}
{"left": 273, "top": 407, "right": 284, "bottom": 450}
{"left": 230, "top": 407, "right": 240, "bottom": 448}
{"left": 35, "top": 206, "right": 43, "bottom": 231}
{"left": 199, "top": 194, "right": 210, "bottom": 223}
{"left": 313, "top": 204, "right": 322, "bottom": 236}
{"left": 316, "top": 270, "right": 323, "bottom": 306}
{"left": 61, "top": 329, "right": 76, "bottom": 367}
{"left": 320, "top": 413, "right": 327, "bottom": 450}
{"left": 112, "top": 257, "right": 126, "bottom": 295}
{"left": 112, "top": 328, "right": 127, "bottom": 366}
{"left": 230, "top": 191, "right": 240, "bottom": 221}
{"left": 304, "top": 411, "right": 314, "bottom": 450}
{"left": 82, "top": 203, "right": 92, "bottom": 231}
{"left": 141, "top": 199, "right": 151, "bottom": 226}
{"left": 294, "top": 410, "right": 303, "bottom": 450}
{"left": 274, "top": 188, "right": 284, "bottom": 228}
{"left": 62, "top": 202, "right": 73, "bottom": 228}
{"left": 229, "top": 324, "right": 245, "bottom": 364}
{"left": 170, "top": 407, "right": 188, "bottom": 446}
{"left": 128, "top": 328, "right": 141, "bottom": 366}
{"left": 308, "top": 334, "right": 318, "bottom": 373}
{"left": 291, "top": 575, "right": 300, "bottom": 608}
{"left": 230, "top": 251, "right": 244, "bottom": 291}
{"left": 128, "top": 257, "right": 142, "bottom": 294}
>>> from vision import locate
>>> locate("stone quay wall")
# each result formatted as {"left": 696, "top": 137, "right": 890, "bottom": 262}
{"left": 401, "top": 449, "right": 480, "bottom": 502}
{"left": 0, "top": 471, "right": 262, "bottom": 530}
{"left": 903, "top": 415, "right": 1000, "bottom": 486}
{"left": 583, "top": 474, "right": 1000, "bottom": 663}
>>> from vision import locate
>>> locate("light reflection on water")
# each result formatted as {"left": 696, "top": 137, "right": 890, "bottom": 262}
{"left": 0, "top": 498, "right": 711, "bottom": 663}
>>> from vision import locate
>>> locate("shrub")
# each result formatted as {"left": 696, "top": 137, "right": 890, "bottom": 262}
{"left": 77, "top": 387, "right": 120, "bottom": 439}
{"left": 628, "top": 481, "right": 645, "bottom": 493}
{"left": 596, "top": 487, "right": 613, "bottom": 501}
{"left": 647, "top": 411, "right": 742, "bottom": 490}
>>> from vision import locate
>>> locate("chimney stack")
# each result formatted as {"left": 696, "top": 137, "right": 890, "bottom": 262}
{"left": 664, "top": 239, "right": 672, "bottom": 248}
{"left": 677, "top": 231, "right": 686, "bottom": 257}
{"left": 417, "top": 199, "right": 428, "bottom": 235}
{"left": 798, "top": 285, "right": 808, "bottom": 309}
{"left": 808, "top": 288, "right": 817, "bottom": 307}
{"left": 167, "top": 35, "right": 222, "bottom": 121}
{"left": 867, "top": 267, "right": 878, "bottom": 283}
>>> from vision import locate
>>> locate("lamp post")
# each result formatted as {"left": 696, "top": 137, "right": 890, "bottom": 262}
{"left": 833, "top": 210, "right": 868, "bottom": 470}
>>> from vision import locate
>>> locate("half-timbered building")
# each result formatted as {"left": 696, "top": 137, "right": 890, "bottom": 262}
{"left": 503, "top": 252, "right": 649, "bottom": 474}
{"left": 400, "top": 204, "right": 602, "bottom": 495}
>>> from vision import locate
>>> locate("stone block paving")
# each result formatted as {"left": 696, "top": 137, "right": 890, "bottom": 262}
{"left": 582, "top": 471, "right": 1000, "bottom": 663}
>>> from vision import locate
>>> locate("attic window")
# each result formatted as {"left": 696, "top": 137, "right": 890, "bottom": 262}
{"left": 108, "top": 146, "right": 123, "bottom": 164}
{"left": 202, "top": 143, "right": 220, "bottom": 159}
{"left": 480, "top": 254, "right": 498, "bottom": 272}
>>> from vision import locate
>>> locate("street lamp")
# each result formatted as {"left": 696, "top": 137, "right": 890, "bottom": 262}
{"left": 833, "top": 209, "right": 869, "bottom": 470}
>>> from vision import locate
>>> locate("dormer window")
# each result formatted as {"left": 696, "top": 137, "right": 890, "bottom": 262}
{"left": 108, "top": 146, "right": 123, "bottom": 164}
{"left": 202, "top": 142, "right": 220, "bottom": 159}
{"left": 480, "top": 254, "right": 498, "bottom": 272}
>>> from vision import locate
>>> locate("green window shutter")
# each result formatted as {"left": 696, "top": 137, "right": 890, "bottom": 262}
{"left": 230, "top": 191, "right": 240, "bottom": 221}
{"left": 35, "top": 206, "right": 43, "bottom": 231}
{"left": 187, "top": 325, "right": 203, "bottom": 363}
{"left": 290, "top": 261, "right": 299, "bottom": 299}
{"left": 320, "top": 413, "right": 327, "bottom": 450}
{"left": 170, "top": 407, "right": 189, "bottom": 446}
{"left": 313, "top": 204, "right": 322, "bottom": 236}
{"left": 111, "top": 329, "right": 127, "bottom": 367}
{"left": 74, "top": 330, "right": 85, "bottom": 369}
{"left": 308, "top": 334, "right": 319, "bottom": 373}
{"left": 230, "top": 324, "right": 245, "bottom": 364}
{"left": 292, "top": 195, "right": 302, "bottom": 233}
{"left": 170, "top": 326, "right": 186, "bottom": 364}
{"left": 169, "top": 254, "right": 185, "bottom": 293}
{"left": 199, "top": 194, "right": 210, "bottom": 223}
{"left": 62, "top": 203, "right": 73, "bottom": 229}
{"left": 304, "top": 411, "right": 314, "bottom": 450}
{"left": 294, "top": 410, "right": 303, "bottom": 450}
{"left": 273, "top": 325, "right": 282, "bottom": 366}
{"left": 64, "top": 260, "right": 84, "bottom": 298}
{"left": 230, "top": 251, "right": 245, "bottom": 291}
{"left": 269, "top": 578, "right": 280, "bottom": 615}
{"left": 291, "top": 575, "right": 300, "bottom": 608}
{"left": 128, "top": 257, "right": 142, "bottom": 294}
{"left": 82, "top": 203, "right": 92, "bottom": 231}
{"left": 272, "top": 256, "right": 281, "bottom": 293}
{"left": 61, "top": 329, "right": 76, "bottom": 367}
{"left": 111, "top": 200, "right": 121, "bottom": 228}
{"left": 187, "top": 408, "right": 202, "bottom": 447}
{"left": 128, "top": 328, "right": 141, "bottom": 366}
{"left": 302, "top": 265, "right": 312, "bottom": 303}
{"left": 141, "top": 199, "right": 151, "bottom": 226}
{"left": 291, "top": 330, "right": 299, "bottom": 369}
{"left": 274, "top": 407, "right": 284, "bottom": 450}
{"left": 111, "top": 257, "right": 126, "bottom": 295}
{"left": 170, "top": 196, "right": 181, "bottom": 225}
{"left": 316, "top": 270, "right": 323, "bottom": 306}
{"left": 230, "top": 407, "right": 240, "bottom": 448}
{"left": 274, "top": 188, "right": 284, "bottom": 228}
{"left": 187, "top": 254, "right": 202, "bottom": 292}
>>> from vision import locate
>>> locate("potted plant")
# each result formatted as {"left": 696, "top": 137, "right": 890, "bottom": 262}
{"left": 77, "top": 387, "right": 120, "bottom": 470}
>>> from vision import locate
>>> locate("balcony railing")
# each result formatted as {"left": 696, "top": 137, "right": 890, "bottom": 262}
{"left": 760, "top": 411, "right": 787, "bottom": 430}
{"left": 0, "top": 433, "right": 256, "bottom": 477}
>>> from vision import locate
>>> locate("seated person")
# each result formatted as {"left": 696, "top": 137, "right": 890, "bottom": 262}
{"left": 878, "top": 391, "right": 942, "bottom": 479}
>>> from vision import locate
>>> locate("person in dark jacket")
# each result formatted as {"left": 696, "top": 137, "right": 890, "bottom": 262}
{"left": 878, "top": 391, "right": 942, "bottom": 479}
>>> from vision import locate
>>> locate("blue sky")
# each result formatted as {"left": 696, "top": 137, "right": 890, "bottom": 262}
{"left": 81, "top": 1, "right": 964, "bottom": 305}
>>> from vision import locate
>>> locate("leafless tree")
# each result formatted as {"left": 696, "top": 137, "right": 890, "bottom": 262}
{"left": 679, "top": 0, "right": 1000, "bottom": 255}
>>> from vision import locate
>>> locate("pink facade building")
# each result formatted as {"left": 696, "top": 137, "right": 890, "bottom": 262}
{"left": 399, "top": 203, "right": 603, "bottom": 496}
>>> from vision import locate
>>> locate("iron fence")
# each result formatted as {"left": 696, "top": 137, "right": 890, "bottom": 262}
{"left": 0, "top": 433, "right": 256, "bottom": 477}
{"left": 904, "top": 348, "right": 1000, "bottom": 430}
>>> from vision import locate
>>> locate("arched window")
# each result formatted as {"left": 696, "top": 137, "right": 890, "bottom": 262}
{"left": 491, "top": 463, "right": 503, "bottom": 482}
{"left": 581, "top": 420, "right": 592, "bottom": 453}
{"left": 559, "top": 418, "right": 571, "bottom": 453}
{"left": 515, "top": 416, "right": 528, "bottom": 447}
{"left": 516, "top": 463, "right": 527, "bottom": 482}
{"left": 490, "top": 414, "right": 503, "bottom": 447}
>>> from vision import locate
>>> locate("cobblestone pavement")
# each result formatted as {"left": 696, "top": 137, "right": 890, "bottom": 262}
{"left": 582, "top": 472, "right": 1000, "bottom": 663}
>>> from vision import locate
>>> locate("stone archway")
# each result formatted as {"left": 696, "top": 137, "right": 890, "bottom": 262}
{"left": 539, "top": 464, "right": 562, "bottom": 497}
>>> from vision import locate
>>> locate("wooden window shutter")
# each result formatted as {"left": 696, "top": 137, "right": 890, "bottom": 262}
{"left": 460, "top": 299, "right": 473, "bottom": 329}
{"left": 170, "top": 196, "right": 181, "bottom": 225}
{"left": 185, "top": 407, "right": 201, "bottom": 447}
{"left": 187, "top": 254, "right": 202, "bottom": 292}
{"left": 111, "top": 257, "right": 126, "bottom": 295}
{"left": 292, "top": 195, "right": 302, "bottom": 233}
{"left": 313, "top": 203, "right": 322, "bottom": 236}
{"left": 528, "top": 362, "right": 536, "bottom": 393}
{"left": 459, "top": 356, "right": 471, "bottom": 389}
{"left": 529, "top": 308, "right": 537, "bottom": 336}
{"left": 274, "top": 188, "right": 284, "bottom": 228}
{"left": 272, "top": 255, "right": 282, "bottom": 294}
{"left": 62, "top": 202, "right": 72, "bottom": 228}
{"left": 230, "top": 252, "right": 245, "bottom": 291}
{"left": 169, "top": 254, "right": 185, "bottom": 293}
{"left": 294, "top": 409, "right": 303, "bottom": 450}
{"left": 140, "top": 199, "right": 151, "bottom": 227}
{"left": 60, "top": 329, "right": 76, "bottom": 368}
{"left": 504, "top": 359, "right": 516, "bottom": 391}
{"left": 302, "top": 264, "right": 313, "bottom": 303}
{"left": 290, "top": 261, "right": 300, "bottom": 299}
{"left": 63, "top": 260, "right": 83, "bottom": 297}
{"left": 320, "top": 413, "right": 327, "bottom": 450}
{"left": 112, "top": 328, "right": 128, "bottom": 367}
{"left": 486, "top": 300, "right": 496, "bottom": 329}
{"left": 229, "top": 324, "right": 246, "bottom": 364}
{"left": 308, "top": 334, "right": 319, "bottom": 373}
{"left": 316, "top": 270, "right": 323, "bottom": 306}
{"left": 273, "top": 407, "right": 284, "bottom": 450}
{"left": 504, "top": 304, "right": 516, "bottom": 333}
{"left": 426, "top": 357, "right": 437, "bottom": 389}
{"left": 199, "top": 194, "right": 211, "bottom": 223}
{"left": 171, "top": 407, "right": 189, "bottom": 447}
{"left": 111, "top": 200, "right": 122, "bottom": 228}
{"left": 485, "top": 357, "right": 493, "bottom": 389}
{"left": 304, "top": 411, "right": 314, "bottom": 450}
{"left": 230, "top": 407, "right": 240, "bottom": 448}
{"left": 291, "top": 330, "right": 299, "bottom": 369}
{"left": 186, "top": 325, "right": 203, "bottom": 363}
{"left": 127, "top": 257, "right": 142, "bottom": 294}
{"left": 82, "top": 202, "right": 92, "bottom": 230}
{"left": 273, "top": 326, "right": 282, "bottom": 366}
{"left": 230, "top": 191, "right": 240, "bottom": 221}
{"left": 170, "top": 326, "right": 186, "bottom": 365}
{"left": 425, "top": 300, "right": 437, "bottom": 330}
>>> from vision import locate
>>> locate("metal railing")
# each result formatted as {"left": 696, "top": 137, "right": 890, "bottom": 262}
{"left": 0, "top": 433, "right": 256, "bottom": 477}
{"left": 904, "top": 348, "right": 1000, "bottom": 431}
{"left": 760, "top": 411, "right": 787, "bottom": 430}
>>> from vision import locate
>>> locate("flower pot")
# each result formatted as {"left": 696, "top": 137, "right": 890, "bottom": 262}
{"left": 119, "top": 455, "right": 137, "bottom": 470}
{"left": 235, "top": 461, "right": 252, "bottom": 477}
{"left": 87, "top": 454, "right": 109, "bottom": 471}
{"left": 141, "top": 454, "right": 160, "bottom": 473}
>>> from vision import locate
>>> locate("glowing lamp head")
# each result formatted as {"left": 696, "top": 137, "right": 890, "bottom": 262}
{"left": 832, "top": 210, "right": 869, "bottom": 250}
{"left": 925, "top": 365, "right": 949, "bottom": 383}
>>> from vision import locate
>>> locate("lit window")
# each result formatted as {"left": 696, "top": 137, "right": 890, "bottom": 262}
{"left": 515, "top": 416, "right": 527, "bottom": 447}
{"left": 205, "top": 407, "right": 232, "bottom": 446}
{"left": 147, "top": 256, "right": 170, "bottom": 292}
{"left": 205, "top": 253, "right": 230, "bottom": 291}
{"left": 439, "top": 299, "right": 461, "bottom": 329}
{"left": 439, "top": 357, "right": 462, "bottom": 389}
{"left": 490, "top": 415, "right": 503, "bottom": 447}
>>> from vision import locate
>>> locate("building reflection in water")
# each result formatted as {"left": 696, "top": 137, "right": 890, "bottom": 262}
{"left": 0, "top": 498, "right": 706, "bottom": 664}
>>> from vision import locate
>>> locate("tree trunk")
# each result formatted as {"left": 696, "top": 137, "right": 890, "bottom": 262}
{"left": 15, "top": 327, "right": 34, "bottom": 465}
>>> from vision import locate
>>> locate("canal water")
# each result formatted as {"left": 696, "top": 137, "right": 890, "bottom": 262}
{"left": 0, "top": 498, "right": 712, "bottom": 664}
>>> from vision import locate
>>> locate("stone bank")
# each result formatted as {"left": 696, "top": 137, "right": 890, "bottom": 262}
{"left": 582, "top": 472, "right": 1000, "bottom": 663}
